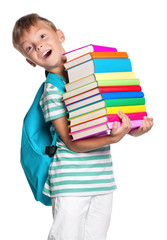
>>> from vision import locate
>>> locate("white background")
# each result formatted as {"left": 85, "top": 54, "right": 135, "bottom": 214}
{"left": 1, "top": 0, "right": 167, "bottom": 239}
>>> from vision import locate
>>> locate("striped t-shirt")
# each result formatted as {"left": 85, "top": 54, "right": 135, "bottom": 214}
{"left": 40, "top": 73, "right": 116, "bottom": 197}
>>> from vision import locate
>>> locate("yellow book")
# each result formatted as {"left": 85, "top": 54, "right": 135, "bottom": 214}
{"left": 95, "top": 72, "right": 136, "bottom": 80}
{"left": 65, "top": 72, "right": 136, "bottom": 92}
{"left": 107, "top": 105, "right": 146, "bottom": 114}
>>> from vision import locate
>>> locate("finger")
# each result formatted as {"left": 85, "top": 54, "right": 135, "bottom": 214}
{"left": 120, "top": 116, "right": 132, "bottom": 133}
{"left": 117, "top": 110, "right": 124, "bottom": 119}
{"left": 142, "top": 117, "right": 153, "bottom": 132}
{"left": 110, "top": 121, "right": 118, "bottom": 135}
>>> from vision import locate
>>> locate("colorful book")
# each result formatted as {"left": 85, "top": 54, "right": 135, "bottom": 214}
{"left": 69, "top": 112, "right": 147, "bottom": 133}
{"left": 63, "top": 45, "right": 147, "bottom": 140}
{"left": 69, "top": 115, "right": 108, "bottom": 132}
{"left": 63, "top": 88, "right": 100, "bottom": 105}
{"left": 107, "top": 105, "right": 146, "bottom": 114}
{"left": 95, "top": 72, "right": 136, "bottom": 80}
{"left": 68, "top": 105, "right": 146, "bottom": 126}
{"left": 63, "top": 44, "right": 117, "bottom": 62}
{"left": 63, "top": 79, "right": 140, "bottom": 101}
{"left": 65, "top": 94, "right": 102, "bottom": 112}
{"left": 63, "top": 81, "right": 98, "bottom": 100}
{"left": 70, "top": 122, "right": 110, "bottom": 141}
{"left": 70, "top": 120, "right": 142, "bottom": 141}
{"left": 98, "top": 78, "right": 140, "bottom": 86}
{"left": 66, "top": 58, "right": 132, "bottom": 82}
{"left": 65, "top": 92, "right": 144, "bottom": 112}
{"left": 63, "top": 79, "right": 141, "bottom": 105}
{"left": 65, "top": 72, "right": 136, "bottom": 87}
{"left": 107, "top": 112, "right": 147, "bottom": 122}
{"left": 101, "top": 91, "right": 144, "bottom": 99}
{"left": 68, "top": 108, "right": 107, "bottom": 126}
{"left": 68, "top": 98, "right": 145, "bottom": 119}
{"left": 64, "top": 52, "right": 128, "bottom": 69}
{"left": 69, "top": 112, "right": 147, "bottom": 131}
{"left": 99, "top": 85, "right": 142, "bottom": 93}
{"left": 68, "top": 101, "right": 106, "bottom": 119}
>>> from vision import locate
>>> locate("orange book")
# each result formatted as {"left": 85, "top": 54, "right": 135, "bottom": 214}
{"left": 64, "top": 52, "right": 128, "bottom": 69}
{"left": 91, "top": 52, "right": 128, "bottom": 58}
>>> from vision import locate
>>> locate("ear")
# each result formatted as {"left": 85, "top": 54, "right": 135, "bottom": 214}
{"left": 26, "top": 59, "right": 36, "bottom": 67}
{"left": 56, "top": 29, "right": 65, "bottom": 43}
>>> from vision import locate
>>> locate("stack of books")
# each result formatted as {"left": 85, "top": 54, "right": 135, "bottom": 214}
{"left": 63, "top": 44, "right": 147, "bottom": 141}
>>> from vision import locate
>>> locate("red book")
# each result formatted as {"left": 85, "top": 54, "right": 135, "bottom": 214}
{"left": 99, "top": 85, "right": 142, "bottom": 93}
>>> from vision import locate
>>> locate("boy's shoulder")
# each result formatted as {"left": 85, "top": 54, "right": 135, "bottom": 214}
{"left": 40, "top": 72, "right": 66, "bottom": 103}
{"left": 46, "top": 72, "right": 67, "bottom": 89}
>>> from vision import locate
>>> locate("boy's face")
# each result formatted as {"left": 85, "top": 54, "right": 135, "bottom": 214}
{"left": 19, "top": 21, "right": 66, "bottom": 72}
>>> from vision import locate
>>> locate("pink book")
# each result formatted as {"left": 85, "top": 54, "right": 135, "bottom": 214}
{"left": 71, "top": 120, "right": 142, "bottom": 141}
{"left": 63, "top": 44, "right": 117, "bottom": 62}
{"left": 107, "top": 112, "right": 147, "bottom": 122}
{"left": 107, "top": 120, "right": 142, "bottom": 130}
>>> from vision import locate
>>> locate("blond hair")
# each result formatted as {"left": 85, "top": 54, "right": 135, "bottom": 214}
{"left": 12, "top": 13, "right": 57, "bottom": 53}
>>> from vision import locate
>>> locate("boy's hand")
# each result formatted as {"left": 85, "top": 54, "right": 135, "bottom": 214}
{"left": 128, "top": 116, "right": 154, "bottom": 137}
{"left": 110, "top": 110, "right": 132, "bottom": 143}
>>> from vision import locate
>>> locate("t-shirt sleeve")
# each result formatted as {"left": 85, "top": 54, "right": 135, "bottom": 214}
{"left": 40, "top": 83, "right": 67, "bottom": 122}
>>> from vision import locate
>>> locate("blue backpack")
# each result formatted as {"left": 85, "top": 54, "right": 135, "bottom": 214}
{"left": 20, "top": 73, "right": 65, "bottom": 206}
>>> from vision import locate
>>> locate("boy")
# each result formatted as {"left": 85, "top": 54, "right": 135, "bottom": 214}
{"left": 12, "top": 13, "right": 153, "bottom": 240}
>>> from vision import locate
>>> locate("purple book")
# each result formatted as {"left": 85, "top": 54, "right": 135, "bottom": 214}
{"left": 63, "top": 44, "right": 117, "bottom": 62}
{"left": 71, "top": 120, "right": 142, "bottom": 141}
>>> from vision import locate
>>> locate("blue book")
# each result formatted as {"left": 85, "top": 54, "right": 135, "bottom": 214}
{"left": 66, "top": 58, "right": 132, "bottom": 82}
{"left": 65, "top": 91, "right": 144, "bottom": 112}
{"left": 101, "top": 91, "right": 144, "bottom": 99}
{"left": 93, "top": 58, "right": 132, "bottom": 73}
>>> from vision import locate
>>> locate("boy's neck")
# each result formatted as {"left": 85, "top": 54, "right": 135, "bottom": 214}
{"left": 49, "top": 65, "right": 68, "bottom": 80}
{"left": 46, "top": 55, "right": 68, "bottom": 80}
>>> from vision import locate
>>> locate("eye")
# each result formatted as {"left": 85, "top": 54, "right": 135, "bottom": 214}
{"left": 41, "top": 34, "right": 46, "bottom": 39}
{"left": 26, "top": 46, "right": 32, "bottom": 52}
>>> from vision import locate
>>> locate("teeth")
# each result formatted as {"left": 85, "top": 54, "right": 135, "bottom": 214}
{"left": 42, "top": 50, "right": 50, "bottom": 57}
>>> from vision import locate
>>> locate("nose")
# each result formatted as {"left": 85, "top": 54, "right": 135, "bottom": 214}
{"left": 36, "top": 44, "right": 42, "bottom": 51}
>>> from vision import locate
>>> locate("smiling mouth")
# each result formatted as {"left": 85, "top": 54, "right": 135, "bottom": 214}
{"left": 42, "top": 50, "right": 52, "bottom": 59}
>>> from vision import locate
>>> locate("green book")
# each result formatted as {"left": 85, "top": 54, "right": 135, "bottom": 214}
{"left": 105, "top": 97, "right": 145, "bottom": 107}
{"left": 68, "top": 97, "right": 145, "bottom": 119}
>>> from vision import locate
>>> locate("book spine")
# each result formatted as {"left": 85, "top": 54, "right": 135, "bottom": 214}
{"left": 91, "top": 52, "right": 128, "bottom": 58}
{"left": 92, "top": 45, "right": 117, "bottom": 52}
{"left": 99, "top": 85, "right": 142, "bottom": 93}
{"left": 95, "top": 72, "right": 136, "bottom": 80}
{"left": 101, "top": 91, "right": 144, "bottom": 99}
{"left": 105, "top": 98, "right": 145, "bottom": 107}
{"left": 94, "top": 58, "right": 132, "bottom": 73}
{"left": 107, "top": 120, "right": 142, "bottom": 130}
{"left": 107, "top": 112, "right": 147, "bottom": 122}
{"left": 107, "top": 105, "right": 146, "bottom": 114}
{"left": 97, "top": 79, "right": 140, "bottom": 86}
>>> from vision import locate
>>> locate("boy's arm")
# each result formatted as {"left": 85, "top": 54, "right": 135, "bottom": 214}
{"left": 52, "top": 110, "right": 132, "bottom": 153}
{"left": 128, "top": 116, "right": 154, "bottom": 137}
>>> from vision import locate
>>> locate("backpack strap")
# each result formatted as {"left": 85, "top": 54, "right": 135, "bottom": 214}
{"left": 45, "top": 72, "right": 66, "bottom": 157}
{"left": 45, "top": 72, "right": 66, "bottom": 94}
